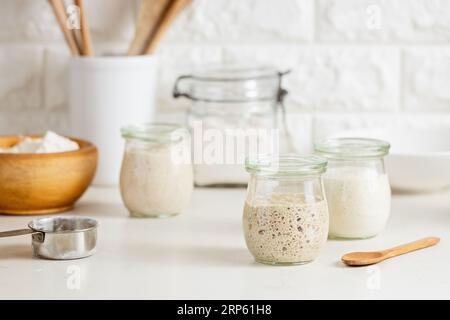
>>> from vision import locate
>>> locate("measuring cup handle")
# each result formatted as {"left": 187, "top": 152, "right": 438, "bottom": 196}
{"left": 0, "top": 228, "right": 34, "bottom": 238}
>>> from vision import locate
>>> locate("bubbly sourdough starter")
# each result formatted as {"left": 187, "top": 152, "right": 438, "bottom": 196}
{"left": 323, "top": 167, "right": 391, "bottom": 239}
{"left": 243, "top": 193, "right": 329, "bottom": 264}
{"left": 120, "top": 143, "right": 193, "bottom": 217}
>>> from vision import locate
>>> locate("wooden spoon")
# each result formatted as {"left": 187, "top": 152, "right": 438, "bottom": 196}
{"left": 144, "top": 0, "right": 192, "bottom": 54}
{"left": 127, "top": 0, "right": 172, "bottom": 55}
{"left": 48, "top": 0, "right": 81, "bottom": 56}
{"left": 342, "top": 237, "right": 440, "bottom": 266}
{"left": 75, "top": 0, "right": 94, "bottom": 56}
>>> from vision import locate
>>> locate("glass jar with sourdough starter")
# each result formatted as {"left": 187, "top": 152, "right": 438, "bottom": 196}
{"left": 173, "top": 66, "right": 291, "bottom": 187}
{"left": 315, "top": 138, "right": 391, "bottom": 239}
{"left": 120, "top": 123, "right": 193, "bottom": 218}
{"left": 243, "top": 154, "right": 329, "bottom": 265}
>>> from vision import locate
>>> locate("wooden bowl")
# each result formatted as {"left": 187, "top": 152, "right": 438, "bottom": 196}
{"left": 0, "top": 135, "right": 97, "bottom": 215}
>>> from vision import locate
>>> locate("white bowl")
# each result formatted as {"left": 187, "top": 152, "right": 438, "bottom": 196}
{"left": 328, "top": 128, "right": 450, "bottom": 192}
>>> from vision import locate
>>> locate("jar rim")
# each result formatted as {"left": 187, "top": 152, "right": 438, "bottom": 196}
{"left": 245, "top": 154, "right": 328, "bottom": 177}
{"left": 173, "top": 65, "right": 289, "bottom": 103}
{"left": 186, "top": 65, "right": 281, "bottom": 82}
{"left": 121, "top": 123, "right": 189, "bottom": 143}
{"left": 314, "top": 137, "right": 390, "bottom": 159}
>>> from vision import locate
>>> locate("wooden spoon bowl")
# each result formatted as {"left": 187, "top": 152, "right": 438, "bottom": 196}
{"left": 342, "top": 237, "right": 440, "bottom": 266}
{"left": 0, "top": 135, "right": 97, "bottom": 215}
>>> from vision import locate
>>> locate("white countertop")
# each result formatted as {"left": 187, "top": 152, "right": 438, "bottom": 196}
{"left": 0, "top": 187, "right": 449, "bottom": 300}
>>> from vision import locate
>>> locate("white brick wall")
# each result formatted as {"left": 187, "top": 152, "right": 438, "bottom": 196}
{"left": 404, "top": 47, "right": 450, "bottom": 111}
{"left": 1, "top": 0, "right": 450, "bottom": 148}
{"left": 164, "top": 0, "right": 314, "bottom": 43}
{"left": 317, "top": 0, "right": 450, "bottom": 42}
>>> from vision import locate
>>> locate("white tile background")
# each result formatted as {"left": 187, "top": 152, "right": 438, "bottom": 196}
{"left": 1, "top": 0, "right": 450, "bottom": 149}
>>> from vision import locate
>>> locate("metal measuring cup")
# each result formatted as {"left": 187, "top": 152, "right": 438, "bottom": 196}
{"left": 0, "top": 216, "right": 98, "bottom": 260}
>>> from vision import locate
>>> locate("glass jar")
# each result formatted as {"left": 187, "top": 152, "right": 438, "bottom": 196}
{"left": 243, "top": 154, "right": 329, "bottom": 265}
{"left": 120, "top": 123, "right": 193, "bottom": 218}
{"left": 173, "top": 66, "right": 291, "bottom": 187}
{"left": 315, "top": 138, "right": 391, "bottom": 239}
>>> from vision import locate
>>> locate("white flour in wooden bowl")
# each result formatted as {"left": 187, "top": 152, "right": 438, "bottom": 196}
{"left": 0, "top": 131, "right": 79, "bottom": 154}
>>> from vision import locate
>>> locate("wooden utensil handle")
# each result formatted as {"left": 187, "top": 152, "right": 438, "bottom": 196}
{"left": 145, "top": 0, "right": 191, "bottom": 54}
{"left": 75, "top": 0, "right": 94, "bottom": 56}
{"left": 48, "top": 0, "right": 80, "bottom": 56}
{"left": 128, "top": 0, "right": 172, "bottom": 55}
{"left": 383, "top": 237, "right": 440, "bottom": 258}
